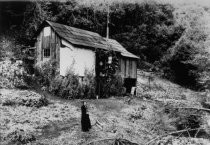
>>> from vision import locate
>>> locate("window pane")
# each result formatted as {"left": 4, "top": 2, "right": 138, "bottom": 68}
{"left": 44, "top": 49, "right": 50, "bottom": 58}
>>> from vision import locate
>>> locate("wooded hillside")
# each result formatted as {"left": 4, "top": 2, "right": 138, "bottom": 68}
{"left": 1, "top": 0, "right": 210, "bottom": 90}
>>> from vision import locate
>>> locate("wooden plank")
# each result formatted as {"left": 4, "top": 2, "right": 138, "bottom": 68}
{"left": 40, "top": 31, "right": 43, "bottom": 62}
{"left": 129, "top": 59, "right": 132, "bottom": 77}
{"left": 53, "top": 30, "right": 58, "bottom": 60}
{"left": 51, "top": 29, "right": 56, "bottom": 59}
{"left": 36, "top": 34, "right": 39, "bottom": 63}
{"left": 35, "top": 41, "right": 38, "bottom": 64}
{"left": 132, "top": 60, "right": 137, "bottom": 78}
{"left": 126, "top": 59, "right": 129, "bottom": 78}
{"left": 120, "top": 58, "right": 125, "bottom": 78}
{"left": 43, "top": 36, "right": 50, "bottom": 49}
{"left": 55, "top": 34, "right": 60, "bottom": 68}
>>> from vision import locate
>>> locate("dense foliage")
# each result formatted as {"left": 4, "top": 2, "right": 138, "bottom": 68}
{"left": 34, "top": 60, "right": 96, "bottom": 99}
{"left": 20, "top": 0, "right": 180, "bottom": 63}
{"left": 1, "top": 0, "right": 210, "bottom": 90}
{"left": 160, "top": 5, "right": 210, "bottom": 90}
{"left": 49, "top": 69, "right": 96, "bottom": 99}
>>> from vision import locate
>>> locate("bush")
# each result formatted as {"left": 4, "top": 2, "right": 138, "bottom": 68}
{"left": 164, "top": 105, "right": 204, "bottom": 136}
{"left": 49, "top": 69, "right": 96, "bottom": 99}
{"left": 128, "top": 107, "right": 143, "bottom": 121}
{"left": 0, "top": 60, "right": 28, "bottom": 88}
{"left": 34, "top": 60, "right": 58, "bottom": 87}
{"left": 2, "top": 99, "right": 16, "bottom": 106}
{"left": 80, "top": 70, "right": 96, "bottom": 99}
{"left": 5, "top": 128, "right": 36, "bottom": 144}
{"left": 60, "top": 69, "right": 80, "bottom": 99}
{"left": 34, "top": 60, "right": 124, "bottom": 99}
{"left": 102, "top": 75, "right": 126, "bottom": 97}
{"left": 19, "top": 95, "right": 49, "bottom": 108}
{"left": 1, "top": 90, "right": 49, "bottom": 108}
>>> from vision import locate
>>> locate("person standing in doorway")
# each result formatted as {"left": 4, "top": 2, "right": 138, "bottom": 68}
{"left": 81, "top": 101, "right": 91, "bottom": 132}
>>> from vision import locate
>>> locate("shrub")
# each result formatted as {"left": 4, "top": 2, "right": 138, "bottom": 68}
{"left": 49, "top": 69, "right": 96, "bottom": 99}
{"left": 0, "top": 60, "right": 28, "bottom": 88}
{"left": 2, "top": 99, "right": 16, "bottom": 106}
{"left": 34, "top": 60, "right": 124, "bottom": 99}
{"left": 80, "top": 69, "right": 96, "bottom": 99}
{"left": 164, "top": 105, "right": 204, "bottom": 136}
{"left": 128, "top": 107, "right": 143, "bottom": 122}
{"left": 49, "top": 75, "right": 63, "bottom": 95}
{"left": 34, "top": 60, "right": 58, "bottom": 87}
{"left": 19, "top": 95, "right": 49, "bottom": 108}
{"left": 5, "top": 129, "right": 36, "bottom": 144}
{"left": 1, "top": 90, "right": 49, "bottom": 108}
{"left": 62, "top": 70, "right": 80, "bottom": 99}
{"left": 102, "top": 75, "right": 126, "bottom": 97}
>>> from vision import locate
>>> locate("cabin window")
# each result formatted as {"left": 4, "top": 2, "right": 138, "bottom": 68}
{"left": 42, "top": 27, "right": 51, "bottom": 59}
{"left": 43, "top": 48, "right": 50, "bottom": 58}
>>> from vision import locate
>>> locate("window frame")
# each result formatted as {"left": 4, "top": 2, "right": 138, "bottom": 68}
{"left": 43, "top": 48, "right": 50, "bottom": 58}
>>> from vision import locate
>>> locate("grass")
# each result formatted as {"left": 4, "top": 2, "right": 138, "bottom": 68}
{"left": 0, "top": 89, "right": 161, "bottom": 144}
{"left": 1, "top": 70, "right": 210, "bottom": 145}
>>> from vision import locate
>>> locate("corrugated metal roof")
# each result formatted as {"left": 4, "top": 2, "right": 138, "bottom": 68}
{"left": 46, "top": 21, "right": 139, "bottom": 59}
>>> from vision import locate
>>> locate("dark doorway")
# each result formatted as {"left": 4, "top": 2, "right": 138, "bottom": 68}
{"left": 124, "top": 78, "right": 136, "bottom": 93}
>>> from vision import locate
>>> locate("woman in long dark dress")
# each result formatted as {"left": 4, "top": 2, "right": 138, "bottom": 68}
{"left": 81, "top": 101, "right": 91, "bottom": 132}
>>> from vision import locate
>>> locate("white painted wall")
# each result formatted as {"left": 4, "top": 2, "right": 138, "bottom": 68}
{"left": 60, "top": 40, "right": 95, "bottom": 76}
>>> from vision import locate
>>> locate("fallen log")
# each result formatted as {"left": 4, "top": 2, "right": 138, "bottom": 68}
{"left": 85, "top": 138, "right": 140, "bottom": 145}
{"left": 174, "top": 107, "right": 210, "bottom": 112}
{"left": 146, "top": 128, "right": 203, "bottom": 145}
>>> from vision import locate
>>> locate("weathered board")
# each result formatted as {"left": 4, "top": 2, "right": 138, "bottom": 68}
{"left": 120, "top": 57, "right": 137, "bottom": 79}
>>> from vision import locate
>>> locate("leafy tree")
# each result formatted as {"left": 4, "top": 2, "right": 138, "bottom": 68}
{"left": 3, "top": 0, "right": 210, "bottom": 90}
{"left": 161, "top": 5, "right": 210, "bottom": 90}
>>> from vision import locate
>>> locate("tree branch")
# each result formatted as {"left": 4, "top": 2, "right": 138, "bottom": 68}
{"left": 174, "top": 107, "right": 210, "bottom": 112}
{"left": 146, "top": 128, "right": 202, "bottom": 145}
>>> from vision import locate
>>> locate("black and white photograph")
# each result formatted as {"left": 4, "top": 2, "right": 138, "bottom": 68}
{"left": 1, "top": 0, "right": 210, "bottom": 144}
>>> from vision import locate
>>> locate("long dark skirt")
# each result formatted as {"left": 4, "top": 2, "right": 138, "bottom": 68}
{"left": 81, "top": 114, "right": 91, "bottom": 132}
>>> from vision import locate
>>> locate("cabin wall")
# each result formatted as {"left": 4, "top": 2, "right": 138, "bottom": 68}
{"left": 35, "top": 26, "right": 60, "bottom": 68}
{"left": 120, "top": 57, "right": 137, "bottom": 79}
{"left": 119, "top": 57, "right": 137, "bottom": 93}
{"left": 60, "top": 40, "right": 95, "bottom": 76}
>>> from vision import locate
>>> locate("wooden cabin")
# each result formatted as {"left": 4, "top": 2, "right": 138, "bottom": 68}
{"left": 34, "top": 21, "right": 139, "bottom": 93}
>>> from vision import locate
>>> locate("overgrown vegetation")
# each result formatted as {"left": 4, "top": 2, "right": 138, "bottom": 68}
{"left": 102, "top": 74, "right": 125, "bottom": 97}
{"left": 33, "top": 60, "right": 96, "bottom": 99}
{"left": 32, "top": 51, "right": 124, "bottom": 99}
{"left": 2, "top": 0, "right": 210, "bottom": 90}
{"left": 5, "top": 128, "right": 36, "bottom": 144}
{"left": 34, "top": 60, "right": 58, "bottom": 87}
{"left": 96, "top": 49, "right": 126, "bottom": 97}
{"left": 2, "top": 1, "right": 210, "bottom": 144}
{"left": 49, "top": 69, "right": 96, "bottom": 99}
{"left": 0, "top": 59, "right": 29, "bottom": 89}
{"left": 1, "top": 90, "right": 49, "bottom": 108}
{"left": 0, "top": 89, "right": 80, "bottom": 145}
